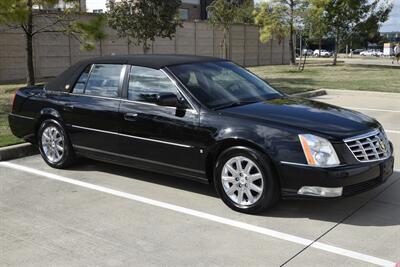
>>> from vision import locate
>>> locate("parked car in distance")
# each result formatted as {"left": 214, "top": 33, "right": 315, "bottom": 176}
{"left": 375, "top": 50, "right": 383, "bottom": 57}
{"left": 352, "top": 49, "right": 365, "bottom": 54}
{"left": 360, "top": 49, "right": 383, "bottom": 57}
{"left": 302, "top": 49, "right": 313, "bottom": 56}
{"left": 313, "top": 49, "right": 332, "bottom": 57}
{"left": 9, "top": 55, "right": 394, "bottom": 214}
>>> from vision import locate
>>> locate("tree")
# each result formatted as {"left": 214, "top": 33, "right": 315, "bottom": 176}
{"left": 0, "top": 0, "right": 106, "bottom": 85}
{"left": 348, "top": 10, "right": 389, "bottom": 49}
{"left": 254, "top": 2, "right": 289, "bottom": 45}
{"left": 254, "top": 0, "right": 304, "bottom": 65}
{"left": 235, "top": 0, "right": 255, "bottom": 24}
{"left": 283, "top": 0, "right": 304, "bottom": 65}
{"left": 304, "top": 0, "right": 329, "bottom": 57}
{"left": 207, "top": 0, "right": 239, "bottom": 59}
{"left": 325, "top": 0, "right": 392, "bottom": 65}
{"left": 107, "top": 0, "right": 181, "bottom": 54}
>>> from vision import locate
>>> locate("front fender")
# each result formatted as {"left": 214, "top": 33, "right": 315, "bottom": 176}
{"left": 202, "top": 113, "right": 306, "bottom": 164}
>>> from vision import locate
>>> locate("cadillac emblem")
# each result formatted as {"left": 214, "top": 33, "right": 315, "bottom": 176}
{"left": 379, "top": 140, "right": 386, "bottom": 151}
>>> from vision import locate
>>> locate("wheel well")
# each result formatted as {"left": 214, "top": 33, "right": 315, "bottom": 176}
{"left": 34, "top": 115, "right": 61, "bottom": 141}
{"left": 205, "top": 139, "right": 280, "bottom": 185}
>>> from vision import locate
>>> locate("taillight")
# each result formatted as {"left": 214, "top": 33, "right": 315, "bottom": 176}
{"left": 10, "top": 90, "right": 18, "bottom": 112}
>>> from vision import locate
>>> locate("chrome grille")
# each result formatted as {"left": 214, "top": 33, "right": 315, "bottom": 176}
{"left": 344, "top": 129, "right": 390, "bottom": 162}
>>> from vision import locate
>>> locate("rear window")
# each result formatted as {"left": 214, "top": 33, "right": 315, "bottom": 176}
{"left": 72, "top": 64, "right": 124, "bottom": 98}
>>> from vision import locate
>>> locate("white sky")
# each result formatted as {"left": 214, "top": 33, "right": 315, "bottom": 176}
{"left": 86, "top": 0, "right": 399, "bottom": 32}
{"left": 85, "top": 0, "right": 106, "bottom": 11}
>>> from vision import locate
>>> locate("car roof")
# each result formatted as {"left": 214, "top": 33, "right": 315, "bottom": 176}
{"left": 46, "top": 54, "right": 225, "bottom": 92}
{"left": 78, "top": 54, "right": 225, "bottom": 69}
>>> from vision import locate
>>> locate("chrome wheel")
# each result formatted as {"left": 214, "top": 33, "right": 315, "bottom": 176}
{"left": 221, "top": 156, "right": 264, "bottom": 206}
{"left": 41, "top": 125, "right": 64, "bottom": 163}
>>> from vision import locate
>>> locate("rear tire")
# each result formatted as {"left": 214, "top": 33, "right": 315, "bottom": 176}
{"left": 214, "top": 146, "right": 279, "bottom": 214}
{"left": 38, "top": 119, "right": 74, "bottom": 169}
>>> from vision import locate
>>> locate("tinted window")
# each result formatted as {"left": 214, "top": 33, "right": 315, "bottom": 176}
{"left": 72, "top": 65, "right": 91, "bottom": 94}
{"left": 84, "top": 64, "right": 124, "bottom": 98}
{"left": 128, "top": 66, "right": 180, "bottom": 105}
{"left": 169, "top": 61, "right": 282, "bottom": 109}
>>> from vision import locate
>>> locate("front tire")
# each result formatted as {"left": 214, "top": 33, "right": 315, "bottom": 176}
{"left": 214, "top": 147, "right": 279, "bottom": 214}
{"left": 38, "top": 119, "right": 74, "bottom": 169}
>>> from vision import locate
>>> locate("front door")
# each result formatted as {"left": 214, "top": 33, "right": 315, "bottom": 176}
{"left": 118, "top": 65, "right": 205, "bottom": 179}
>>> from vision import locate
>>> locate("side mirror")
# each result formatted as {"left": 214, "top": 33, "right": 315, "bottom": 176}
{"left": 156, "top": 93, "right": 186, "bottom": 109}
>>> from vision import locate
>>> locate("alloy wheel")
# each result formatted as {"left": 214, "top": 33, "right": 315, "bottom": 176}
{"left": 41, "top": 125, "right": 64, "bottom": 163}
{"left": 221, "top": 156, "right": 264, "bottom": 206}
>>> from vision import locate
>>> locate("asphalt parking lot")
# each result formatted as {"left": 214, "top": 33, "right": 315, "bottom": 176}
{"left": 1, "top": 90, "right": 399, "bottom": 267}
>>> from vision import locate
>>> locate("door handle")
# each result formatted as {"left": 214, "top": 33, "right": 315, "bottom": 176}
{"left": 124, "top": 113, "right": 139, "bottom": 121}
{"left": 63, "top": 104, "right": 74, "bottom": 111}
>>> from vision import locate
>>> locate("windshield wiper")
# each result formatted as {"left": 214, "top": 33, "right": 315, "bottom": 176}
{"left": 213, "top": 100, "right": 259, "bottom": 110}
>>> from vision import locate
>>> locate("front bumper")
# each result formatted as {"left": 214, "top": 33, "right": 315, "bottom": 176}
{"left": 278, "top": 155, "right": 394, "bottom": 198}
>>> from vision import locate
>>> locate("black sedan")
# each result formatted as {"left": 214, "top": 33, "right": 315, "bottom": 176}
{"left": 9, "top": 55, "right": 394, "bottom": 213}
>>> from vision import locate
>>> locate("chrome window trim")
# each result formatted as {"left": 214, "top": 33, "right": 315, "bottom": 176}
{"left": 9, "top": 113, "right": 36, "bottom": 120}
{"left": 123, "top": 66, "right": 198, "bottom": 114}
{"left": 70, "top": 124, "right": 193, "bottom": 148}
{"left": 163, "top": 66, "right": 203, "bottom": 111}
{"left": 120, "top": 98, "right": 197, "bottom": 114}
{"left": 67, "top": 93, "right": 121, "bottom": 101}
{"left": 160, "top": 69, "right": 199, "bottom": 114}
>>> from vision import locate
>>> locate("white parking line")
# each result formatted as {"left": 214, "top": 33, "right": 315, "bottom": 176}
{"left": 0, "top": 161, "right": 396, "bottom": 267}
{"left": 345, "top": 107, "right": 400, "bottom": 113}
{"left": 386, "top": 130, "right": 400, "bottom": 134}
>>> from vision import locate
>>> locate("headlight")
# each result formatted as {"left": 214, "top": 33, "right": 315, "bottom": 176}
{"left": 298, "top": 134, "right": 340, "bottom": 167}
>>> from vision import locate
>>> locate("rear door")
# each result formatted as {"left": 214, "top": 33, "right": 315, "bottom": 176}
{"left": 118, "top": 65, "right": 204, "bottom": 179}
{"left": 58, "top": 63, "right": 126, "bottom": 153}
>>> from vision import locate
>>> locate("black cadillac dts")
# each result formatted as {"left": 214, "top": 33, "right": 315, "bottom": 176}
{"left": 9, "top": 55, "right": 394, "bottom": 213}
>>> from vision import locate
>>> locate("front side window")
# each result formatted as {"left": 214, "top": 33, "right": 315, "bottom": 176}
{"left": 72, "top": 64, "right": 123, "bottom": 98}
{"left": 169, "top": 61, "right": 282, "bottom": 109}
{"left": 128, "top": 66, "right": 181, "bottom": 105}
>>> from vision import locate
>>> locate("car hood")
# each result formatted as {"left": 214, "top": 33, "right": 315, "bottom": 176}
{"left": 220, "top": 97, "right": 379, "bottom": 139}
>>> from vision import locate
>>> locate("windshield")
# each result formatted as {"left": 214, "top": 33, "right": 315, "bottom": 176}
{"left": 169, "top": 61, "right": 282, "bottom": 109}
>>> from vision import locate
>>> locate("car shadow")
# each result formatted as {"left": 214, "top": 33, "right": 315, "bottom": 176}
{"left": 69, "top": 158, "right": 218, "bottom": 198}
{"left": 69, "top": 158, "right": 400, "bottom": 227}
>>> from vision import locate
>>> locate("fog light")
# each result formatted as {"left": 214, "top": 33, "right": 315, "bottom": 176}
{"left": 298, "top": 186, "right": 343, "bottom": 197}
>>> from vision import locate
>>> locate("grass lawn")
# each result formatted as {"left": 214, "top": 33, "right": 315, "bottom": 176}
{"left": 0, "top": 83, "right": 26, "bottom": 147}
{"left": 249, "top": 63, "right": 400, "bottom": 94}
{"left": 0, "top": 62, "right": 399, "bottom": 147}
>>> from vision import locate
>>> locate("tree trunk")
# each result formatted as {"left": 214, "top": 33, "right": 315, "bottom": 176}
{"left": 333, "top": 31, "right": 339, "bottom": 66}
{"left": 289, "top": 0, "right": 295, "bottom": 65}
{"left": 143, "top": 40, "right": 150, "bottom": 54}
{"left": 298, "top": 34, "right": 302, "bottom": 70}
{"left": 222, "top": 27, "right": 228, "bottom": 59}
{"left": 26, "top": 0, "right": 35, "bottom": 85}
{"left": 318, "top": 38, "right": 322, "bottom": 57}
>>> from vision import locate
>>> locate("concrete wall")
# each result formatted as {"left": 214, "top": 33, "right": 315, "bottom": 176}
{"left": 0, "top": 20, "right": 289, "bottom": 83}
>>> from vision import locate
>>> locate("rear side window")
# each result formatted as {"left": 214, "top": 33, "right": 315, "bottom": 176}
{"left": 85, "top": 64, "right": 124, "bottom": 97}
{"left": 72, "top": 64, "right": 124, "bottom": 98}
{"left": 128, "top": 66, "right": 179, "bottom": 104}
{"left": 72, "top": 65, "right": 91, "bottom": 94}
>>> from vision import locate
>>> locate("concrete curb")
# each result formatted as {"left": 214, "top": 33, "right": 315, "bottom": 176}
{"left": 292, "top": 89, "right": 327, "bottom": 98}
{"left": 0, "top": 143, "right": 38, "bottom": 161}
